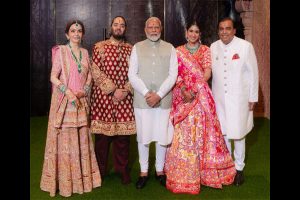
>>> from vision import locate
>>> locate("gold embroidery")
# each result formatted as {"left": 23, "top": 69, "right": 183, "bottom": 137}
{"left": 90, "top": 120, "right": 136, "bottom": 136}
{"left": 90, "top": 61, "right": 116, "bottom": 94}
{"left": 124, "top": 81, "right": 134, "bottom": 94}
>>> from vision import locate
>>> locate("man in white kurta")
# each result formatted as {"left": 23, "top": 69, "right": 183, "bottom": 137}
{"left": 210, "top": 17, "right": 258, "bottom": 186}
{"left": 128, "top": 17, "right": 178, "bottom": 189}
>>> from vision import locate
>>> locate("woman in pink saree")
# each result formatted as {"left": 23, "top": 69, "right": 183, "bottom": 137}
{"left": 164, "top": 21, "right": 236, "bottom": 194}
{"left": 40, "top": 20, "right": 101, "bottom": 197}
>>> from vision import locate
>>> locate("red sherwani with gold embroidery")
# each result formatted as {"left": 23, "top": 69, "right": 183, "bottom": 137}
{"left": 90, "top": 39, "right": 136, "bottom": 136}
{"left": 90, "top": 38, "right": 136, "bottom": 179}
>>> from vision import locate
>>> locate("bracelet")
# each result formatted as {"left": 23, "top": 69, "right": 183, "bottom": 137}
{"left": 59, "top": 84, "right": 66, "bottom": 94}
{"left": 181, "top": 86, "right": 186, "bottom": 92}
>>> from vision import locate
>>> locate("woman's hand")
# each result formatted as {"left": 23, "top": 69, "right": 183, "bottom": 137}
{"left": 74, "top": 90, "right": 85, "bottom": 98}
{"left": 181, "top": 86, "right": 195, "bottom": 103}
{"left": 66, "top": 89, "right": 82, "bottom": 109}
{"left": 181, "top": 90, "right": 194, "bottom": 103}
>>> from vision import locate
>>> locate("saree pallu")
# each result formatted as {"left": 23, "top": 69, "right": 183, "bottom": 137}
{"left": 164, "top": 45, "right": 236, "bottom": 194}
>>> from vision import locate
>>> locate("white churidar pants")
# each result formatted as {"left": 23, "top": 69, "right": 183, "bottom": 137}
{"left": 224, "top": 135, "right": 246, "bottom": 171}
{"left": 138, "top": 142, "right": 167, "bottom": 173}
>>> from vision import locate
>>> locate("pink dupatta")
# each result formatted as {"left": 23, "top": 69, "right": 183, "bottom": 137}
{"left": 170, "top": 45, "right": 210, "bottom": 125}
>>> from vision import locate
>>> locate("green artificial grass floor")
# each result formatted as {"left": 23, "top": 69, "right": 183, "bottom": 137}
{"left": 30, "top": 117, "right": 270, "bottom": 200}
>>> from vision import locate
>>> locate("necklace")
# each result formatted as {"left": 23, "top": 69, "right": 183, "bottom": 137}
{"left": 185, "top": 43, "right": 200, "bottom": 54}
{"left": 68, "top": 43, "right": 82, "bottom": 73}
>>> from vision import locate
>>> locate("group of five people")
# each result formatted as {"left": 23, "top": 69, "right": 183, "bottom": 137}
{"left": 40, "top": 15, "right": 258, "bottom": 197}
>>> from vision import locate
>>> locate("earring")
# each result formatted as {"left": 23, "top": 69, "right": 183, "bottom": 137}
{"left": 199, "top": 38, "right": 202, "bottom": 44}
{"left": 186, "top": 37, "right": 189, "bottom": 42}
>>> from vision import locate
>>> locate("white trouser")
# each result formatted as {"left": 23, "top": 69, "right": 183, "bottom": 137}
{"left": 138, "top": 142, "right": 167, "bottom": 173}
{"left": 224, "top": 135, "right": 246, "bottom": 171}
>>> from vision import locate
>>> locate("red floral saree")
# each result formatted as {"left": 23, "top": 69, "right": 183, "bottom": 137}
{"left": 164, "top": 45, "right": 236, "bottom": 194}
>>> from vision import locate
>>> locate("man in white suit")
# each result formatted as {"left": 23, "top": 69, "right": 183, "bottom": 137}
{"left": 210, "top": 17, "right": 258, "bottom": 186}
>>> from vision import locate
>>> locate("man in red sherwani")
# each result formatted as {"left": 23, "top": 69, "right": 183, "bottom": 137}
{"left": 90, "top": 16, "right": 136, "bottom": 185}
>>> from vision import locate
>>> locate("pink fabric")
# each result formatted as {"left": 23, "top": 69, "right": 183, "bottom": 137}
{"left": 40, "top": 45, "right": 101, "bottom": 197}
{"left": 170, "top": 45, "right": 211, "bottom": 125}
{"left": 165, "top": 45, "right": 236, "bottom": 194}
{"left": 51, "top": 46, "right": 65, "bottom": 109}
{"left": 66, "top": 48, "right": 86, "bottom": 94}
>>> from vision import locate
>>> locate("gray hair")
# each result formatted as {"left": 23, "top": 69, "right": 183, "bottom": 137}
{"left": 145, "top": 17, "right": 162, "bottom": 28}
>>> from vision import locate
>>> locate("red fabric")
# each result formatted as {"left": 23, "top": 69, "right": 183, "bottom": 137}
{"left": 165, "top": 45, "right": 236, "bottom": 194}
{"left": 90, "top": 41, "right": 135, "bottom": 135}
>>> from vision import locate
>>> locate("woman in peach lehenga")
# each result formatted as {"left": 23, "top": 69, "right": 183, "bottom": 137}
{"left": 164, "top": 20, "right": 236, "bottom": 194}
{"left": 40, "top": 20, "right": 101, "bottom": 197}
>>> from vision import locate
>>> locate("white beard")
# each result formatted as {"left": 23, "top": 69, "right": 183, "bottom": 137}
{"left": 146, "top": 33, "right": 161, "bottom": 42}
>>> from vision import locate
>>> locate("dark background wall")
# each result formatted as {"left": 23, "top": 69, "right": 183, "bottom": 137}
{"left": 165, "top": 0, "right": 243, "bottom": 47}
{"left": 30, "top": 0, "right": 243, "bottom": 116}
{"left": 30, "top": 0, "right": 55, "bottom": 116}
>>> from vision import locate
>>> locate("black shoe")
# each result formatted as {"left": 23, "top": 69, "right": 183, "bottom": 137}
{"left": 155, "top": 173, "right": 166, "bottom": 187}
{"left": 136, "top": 176, "right": 149, "bottom": 189}
{"left": 234, "top": 170, "right": 244, "bottom": 186}
{"left": 121, "top": 171, "right": 131, "bottom": 185}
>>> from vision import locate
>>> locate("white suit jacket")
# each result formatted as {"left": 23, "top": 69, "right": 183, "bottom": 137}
{"left": 210, "top": 36, "right": 258, "bottom": 139}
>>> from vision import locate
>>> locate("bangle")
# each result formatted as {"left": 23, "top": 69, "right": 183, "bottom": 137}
{"left": 181, "top": 86, "right": 186, "bottom": 92}
{"left": 59, "top": 84, "right": 66, "bottom": 94}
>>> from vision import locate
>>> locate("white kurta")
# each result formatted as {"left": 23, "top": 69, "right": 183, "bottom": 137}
{"left": 210, "top": 36, "right": 258, "bottom": 139}
{"left": 128, "top": 44, "right": 178, "bottom": 145}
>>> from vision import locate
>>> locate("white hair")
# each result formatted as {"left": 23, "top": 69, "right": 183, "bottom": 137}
{"left": 145, "top": 17, "right": 162, "bottom": 28}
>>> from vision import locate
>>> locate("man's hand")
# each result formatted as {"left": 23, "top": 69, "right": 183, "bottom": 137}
{"left": 249, "top": 102, "right": 256, "bottom": 111}
{"left": 113, "top": 89, "right": 129, "bottom": 101}
{"left": 145, "top": 91, "right": 161, "bottom": 107}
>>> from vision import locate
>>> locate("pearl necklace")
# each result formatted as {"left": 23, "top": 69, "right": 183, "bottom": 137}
{"left": 68, "top": 43, "right": 82, "bottom": 73}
